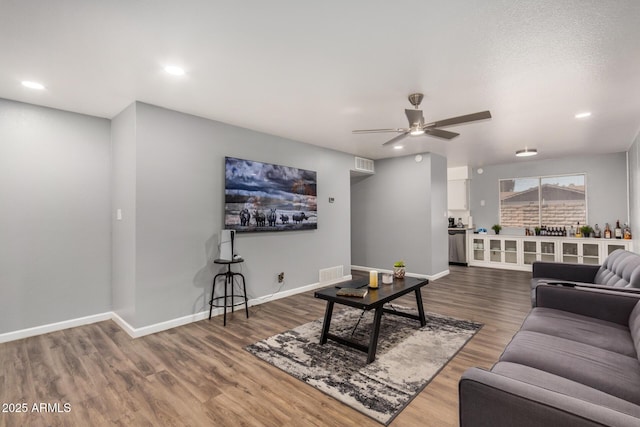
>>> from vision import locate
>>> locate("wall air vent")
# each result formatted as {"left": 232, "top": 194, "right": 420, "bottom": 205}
{"left": 354, "top": 157, "right": 375, "bottom": 174}
{"left": 319, "top": 265, "right": 344, "bottom": 284}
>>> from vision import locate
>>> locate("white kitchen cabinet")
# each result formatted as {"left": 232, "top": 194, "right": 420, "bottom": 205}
{"left": 448, "top": 179, "right": 468, "bottom": 210}
{"left": 468, "top": 235, "right": 632, "bottom": 271}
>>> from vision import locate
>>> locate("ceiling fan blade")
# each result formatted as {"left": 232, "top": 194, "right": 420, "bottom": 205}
{"left": 425, "top": 128, "right": 459, "bottom": 139}
{"left": 382, "top": 131, "right": 410, "bottom": 146}
{"left": 405, "top": 109, "right": 424, "bottom": 126}
{"left": 352, "top": 128, "right": 406, "bottom": 134}
{"left": 428, "top": 110, "right": 492, "bottom": 128}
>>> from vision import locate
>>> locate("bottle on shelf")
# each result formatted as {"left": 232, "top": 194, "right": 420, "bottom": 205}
{"left": 568, "top": 224, "right": 575, "bottom": 237}
{"left": 593, "top": 224, "right": 601, "bottom": 238}
{"left": 575, "top": 222, "right": 582, "bottom": 238}
{"left": 563, "top": 226, "right": 567, "bottom": 237}
{"left": 604, "top": 223, "right": 612, "bottom": 239}
{"left": 615, "top": 220, "right": 622, "bottom": 239}
{"left": 623, "top": 223, "right": 632, "bottom": 240}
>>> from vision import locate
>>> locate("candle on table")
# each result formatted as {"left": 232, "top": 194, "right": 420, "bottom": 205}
{"left": 369, "top": 270, "right": 378, "bottom": 288}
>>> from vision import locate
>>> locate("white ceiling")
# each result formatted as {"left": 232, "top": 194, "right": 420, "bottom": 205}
{"left": 2, "top": 1, "right": 640, "bottom": 167}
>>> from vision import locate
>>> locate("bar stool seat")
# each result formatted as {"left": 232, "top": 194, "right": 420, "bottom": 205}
{"left": 209, "top": 258, "right": 248, "bottom": 326}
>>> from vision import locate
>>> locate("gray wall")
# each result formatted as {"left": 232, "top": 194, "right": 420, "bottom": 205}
{"left": 470, "top": 153, "right": 629, "bottom": 233}
{"left": 111, "top": 103, "right": 137, "bottom": 324}
{"left": 115, "top": 102, "right": 353, "bottom": 328}
{"left": 350, "top": 153, "right": 448, "bottom": 277}
{"left": 0, "top": 99, "right": 111, "bottom": 334}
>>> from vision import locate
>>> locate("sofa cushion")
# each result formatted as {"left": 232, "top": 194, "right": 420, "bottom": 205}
{"left": 630, "top": 301, "right": 640, "bottom": 360}
{"left": 491, "top": 362, "right": 640, "bottom": 418}
{"left": 594, "top": 249, "right": 640, "bottom": 288}
{"left": 521, "top": 307, "right": 636, "bottom": 357}
{"left": 499, "top": 331, "right": 640, "bottom": 405}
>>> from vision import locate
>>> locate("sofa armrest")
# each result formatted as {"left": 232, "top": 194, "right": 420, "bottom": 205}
{"left": 536, "top": 284, "right": 640, "bottom": 326}
{"left": 532, "top": 261, "right": 599, "bottom": 282}
{"left": 460, "top": 368, "right": 640, "bottom": 427}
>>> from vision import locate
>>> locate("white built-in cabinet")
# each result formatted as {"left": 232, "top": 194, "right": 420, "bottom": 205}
{"left": 447, "top": 179, "right": 469, "bottom": 210}
{"left": 469, "top": 235, "right": 632, "bottom": 271}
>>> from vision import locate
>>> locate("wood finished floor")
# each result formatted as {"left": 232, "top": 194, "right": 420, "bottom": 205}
{"left": 0, "top": 266, "right": 531, "bottom": 427}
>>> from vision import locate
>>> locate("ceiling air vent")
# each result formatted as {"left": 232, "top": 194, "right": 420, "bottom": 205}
{"left": 354, "top": 157, "right": 375, "bottom": 174}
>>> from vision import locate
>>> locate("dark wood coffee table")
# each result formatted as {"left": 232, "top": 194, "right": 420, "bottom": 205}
{"left": 314, "top": 275, "right": 428, "bottom": 363}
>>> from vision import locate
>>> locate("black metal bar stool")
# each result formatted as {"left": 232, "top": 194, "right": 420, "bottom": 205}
{"left": 208, "top": 258, "right": 249, "bottom": 326}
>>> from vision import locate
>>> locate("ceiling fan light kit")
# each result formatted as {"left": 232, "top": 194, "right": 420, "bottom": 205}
{"left": 516, "top": 148, "right": 537, "bottom": 157}
{"left": 352, "top": 93, "right": 491, "bottom": 147}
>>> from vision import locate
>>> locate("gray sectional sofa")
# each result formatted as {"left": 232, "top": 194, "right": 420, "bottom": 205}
{"left": 530, "top": 249, "right": 640, "bottom": 306}
{"left": 459, "top": 284, "right": 640, "bottom": 426}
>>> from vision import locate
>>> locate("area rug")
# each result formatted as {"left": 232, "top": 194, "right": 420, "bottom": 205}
{"left": 245, "top": 305, "right": 482, "bottom": 425}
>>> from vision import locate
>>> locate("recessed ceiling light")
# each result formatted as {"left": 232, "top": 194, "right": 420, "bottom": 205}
{"left": 516, "top": 148, "right": 537, "bottom": 157}
{"left": 575, "top": 112, "right": 591, "bottom": 119}
{"left": 21, "top": 81, "right": 45, "bottom": 90}
{"left": 164, "top": 65, "right": 185, "bottom": 76}
{"left": 393, "top": 145, "right": 404, "bottom": 150}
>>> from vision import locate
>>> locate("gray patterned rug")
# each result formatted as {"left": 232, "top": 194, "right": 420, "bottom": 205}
{"left": 246, "top": 305, "right": 482, "bottom": 425}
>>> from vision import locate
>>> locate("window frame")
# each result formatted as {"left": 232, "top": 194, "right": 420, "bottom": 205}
{"left": 498, "top": 173, "right": 588, "bottom": 228}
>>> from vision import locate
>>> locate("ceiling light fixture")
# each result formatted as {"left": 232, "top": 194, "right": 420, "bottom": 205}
{"left": 575, "top": 112, "right": 591, "bottom": 119}
{"left": 21, "top": 81, "right": 45, "bottom": 90}
{"left": 164, "top": 65, "right": 185, "bottom": 76}
{"left": 410, "top": 127, "right": 425, "bottom": 136}
{"left": 393, "top": 145, "right": 404, "bottom": 150}
{"left": 516, "top": 148, "right": 537, "bottom": 157}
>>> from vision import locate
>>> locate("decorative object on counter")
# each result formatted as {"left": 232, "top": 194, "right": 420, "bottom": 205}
{"left": 477, "top": 228, "right": 487, "bottom": 234}
{"left": 604, "top": 223, "right": 612, "bottom": 239}
{"left": 369, "top": 270, "right": 379, "bottom": 288}
{"left": 624, "top": 223, "right": 632, "bottom": 240}
{"left": 456, "top": 218, "right": 465, "bottom": 228}
{"left": 580, "top": 225, "right": 593, "bottom": 238}
{"left": 382, "top": 273, "right": 393, "bottom": 284}
{"left": 491, "top": 224, "right": 502, "bottom": 235}
{"left": 393, "top": 261, "right": 406, "bottom": 279}
{"left": 593, "top": 224, "right": 602, "bottom": 238}
{"left": 534, "top": 226, "right": 540, "bottom": 236}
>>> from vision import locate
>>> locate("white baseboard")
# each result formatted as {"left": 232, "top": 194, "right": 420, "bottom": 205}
{"left": 0, "top": 312, "right": 112, "bottom": 344}
{"left": 0, "top": 275, "right": 353, "bottom": 343}
{"left": 351, "top": 265, "right": 450, "bottom": 281}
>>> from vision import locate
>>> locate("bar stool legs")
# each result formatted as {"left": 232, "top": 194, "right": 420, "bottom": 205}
{"left": 208, "top": 264, "right": 249, "bottom": 326}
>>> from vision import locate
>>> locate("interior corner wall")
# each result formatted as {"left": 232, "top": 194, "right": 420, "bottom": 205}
{"left": 470, "top": 153, "right": 629, "bottom": 233}
{"left": 628, "top": 131, "right": 640, "bottom": 252}
{"left": 427, "top": 154, "right": 449, "bottom": 272}
{"left": 350, "top": 153, "right": 448, "bottom": 277}
{"left": 111, "top": 102, "right": 137, "bottom": 324}
{"left": 0, "top": 98, "right": 111, "bottom": 334}
{"left": 129, "top": 102, "right": 353, "bottom": 328}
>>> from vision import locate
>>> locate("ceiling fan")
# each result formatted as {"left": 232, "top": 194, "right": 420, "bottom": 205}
{"left": 352, "top": 93, "right": 491, "bottom": 146}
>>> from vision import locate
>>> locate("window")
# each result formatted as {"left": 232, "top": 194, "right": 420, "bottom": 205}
{"left": 500, "top": 174, "right": 586, "bottom": 228}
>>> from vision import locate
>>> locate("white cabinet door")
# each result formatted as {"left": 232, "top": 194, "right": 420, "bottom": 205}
{"left": 448, "top": 179, "right": 468, "bottom": 210}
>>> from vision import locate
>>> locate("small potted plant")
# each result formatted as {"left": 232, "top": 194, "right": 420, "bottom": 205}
{"left": 534, "top": 226, "right": 541, "bottom": 236}
{"left": 393, "top": 260, "right": 406, "bottom": 279}
{"left": 580, "top": 225, "right": 594, "bottom": 238}
{"left": 492, "top": 224, "right": 502, "bottom": 235}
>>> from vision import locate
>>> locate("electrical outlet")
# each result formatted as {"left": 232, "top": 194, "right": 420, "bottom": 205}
{"left": 278, "top": 272, "right": 284, "bottom": 283}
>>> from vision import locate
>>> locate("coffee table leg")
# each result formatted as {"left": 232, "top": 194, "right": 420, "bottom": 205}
{"left": 367, "top": 307, "right": 384, "bottom": 363}
{"left": 415, "top": 289, "right": 427, "bottom": 327}
{"left": 319, "top": 301, "right": 334, "bottom": 344}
